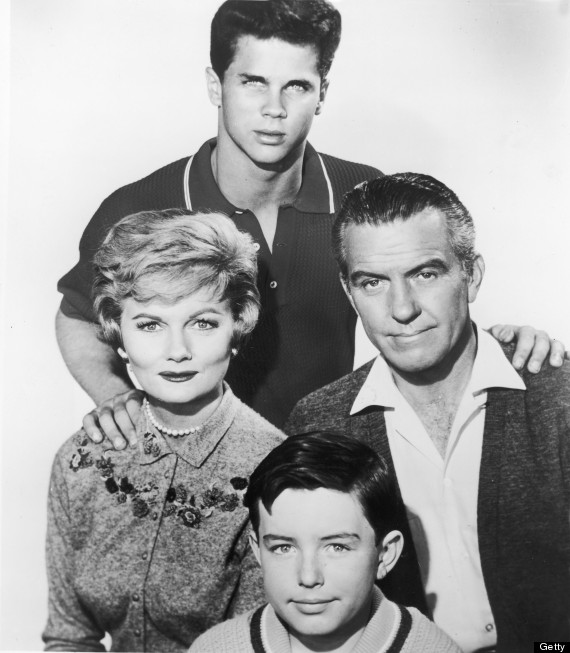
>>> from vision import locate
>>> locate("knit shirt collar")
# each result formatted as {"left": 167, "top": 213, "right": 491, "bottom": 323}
{"left": 257, "top": 587, "right": 407, "bottom": 653}
{"left": 136, "top": 381, "right": 240, "bottom": 468}
{"left": 188, "top": 138, "right": 334, "bottom": 215}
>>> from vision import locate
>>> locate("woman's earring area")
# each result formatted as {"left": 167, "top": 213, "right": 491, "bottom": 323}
{"left": 117, "top": 347, "right": 129, "bottom": 364}
{"left": 231, "top": 348, "right": 238, "bottom": 358}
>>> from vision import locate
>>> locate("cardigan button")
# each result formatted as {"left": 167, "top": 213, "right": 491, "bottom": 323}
{"left": 141, "top": 552, "right": 148, "bottom": 560}
{"left": 269, "top": 281, "right": 278, "bottom": 289}
{"left": 134, "top": 629, "right": 141, "bottom": 637}
{"left": 485, "top": 623, "right": 494, "bottom": 632}
{"left": 132, "top": 593, "right": 140, "bottom": 602}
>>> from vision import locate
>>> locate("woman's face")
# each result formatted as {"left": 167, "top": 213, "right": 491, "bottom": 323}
{"left": 120, "top": 287, "right": 236, "bottom": 414}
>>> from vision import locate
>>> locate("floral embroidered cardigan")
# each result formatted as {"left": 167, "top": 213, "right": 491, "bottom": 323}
{"left": 43, "top": 385, "right": 285, "bottom": 652}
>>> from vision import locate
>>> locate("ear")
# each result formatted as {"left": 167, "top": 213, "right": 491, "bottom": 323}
{"left": 315, "top": 79, "right": 329, "bottom": 115}
{"left": 205, "top": 66, "right": 223, "bottom": 107}
{"left": 467, "top": 254, "right": 485, "bottom": 304}
{"left": 376, "top": 530, "right": 404, "bottom": 580}
{"left": 340, "top": 272, "right": 356, "bottom": 310}
{"left": 248, "top": 531, "right": 262, "bottom": 567}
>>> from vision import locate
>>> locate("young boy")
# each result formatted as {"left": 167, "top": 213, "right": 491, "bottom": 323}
{"left": 190, "top": 433, "right": 460, "bottom": 652}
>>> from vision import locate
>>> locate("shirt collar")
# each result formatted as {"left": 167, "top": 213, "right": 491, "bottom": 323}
{"left": 351, "top": 324, "right": 526, "bottom": 415}
{"left": 136, "top": 382, "right": 240, "bottom": 468}
{"left": 187, "top": 139, "right": 334, "bottom": 216}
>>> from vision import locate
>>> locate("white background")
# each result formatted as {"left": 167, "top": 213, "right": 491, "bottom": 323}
{"left": 3, "top": 0, "right": 570, "bottom": 649}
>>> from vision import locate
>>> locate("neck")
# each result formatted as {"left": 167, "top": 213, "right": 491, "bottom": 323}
{"left": 146, "top": 383, "right": 224, "bottom": 431}
{"left": 212, "top": 134, "right": 305, "bottom": 211}
{"left": 391, "top": 321, "right": 477, "bottom": 410}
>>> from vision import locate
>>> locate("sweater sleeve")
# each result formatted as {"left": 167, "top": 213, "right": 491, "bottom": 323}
{"left": 42, "top": 453, "right": 106, "bottom": 652}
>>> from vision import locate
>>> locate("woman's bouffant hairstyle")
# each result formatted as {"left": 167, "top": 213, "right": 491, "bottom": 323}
{"left": 93, "top": 209, "right": 260, "bottom": 349}
{"left": 333, "top": 173, "right": 477, "bottom": 281}
{"left": 210, "top": 0, "right": 341, "bottom": 81}
{"left": 244, "top": 432, "right": 400, "bottom": 544}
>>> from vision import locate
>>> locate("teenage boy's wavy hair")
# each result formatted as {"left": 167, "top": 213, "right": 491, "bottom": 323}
{"left": 244, "top": 432, "right": 400, "bottom": 544}
{"left": 211, "top": 0, "right": 341, "bottom": 82}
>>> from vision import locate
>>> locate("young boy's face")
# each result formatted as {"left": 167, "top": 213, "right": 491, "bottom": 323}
{"left": 250, "top": 487, "right": 383, "bottom": 650}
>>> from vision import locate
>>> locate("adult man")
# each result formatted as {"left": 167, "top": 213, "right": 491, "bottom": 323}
{"left": 56, "top": 0, "right": 562, "bottom": 445}
{"left": 286, "top": 174, "right": 570, "bottom": 653}
{"left": 190, "top": 432, "right": 461, "bottom": 653}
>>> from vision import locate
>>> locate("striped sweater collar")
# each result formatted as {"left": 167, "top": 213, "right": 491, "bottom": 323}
{"left": 249, "top": 587, "right": 412, "bottom": 653}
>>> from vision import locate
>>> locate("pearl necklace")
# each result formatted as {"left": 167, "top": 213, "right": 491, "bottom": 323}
{"left": 143, "top": 398, "right": 203, "bottom": 437}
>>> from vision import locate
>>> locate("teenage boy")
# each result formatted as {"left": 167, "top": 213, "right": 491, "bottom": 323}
{"left": 56, "top": 0, "right": 562, "bottom": 446}
{"left": 190, "top": 432, "right": 461, "bottom": 653}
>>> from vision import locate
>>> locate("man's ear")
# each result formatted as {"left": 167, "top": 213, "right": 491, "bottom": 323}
{"left": 205, "top": 66, "right": 223, "bottom": 107}
{"left": 340, "top": 273, "right": 356, "bottom": 310}
{"left": 315, "top": 79, "right": 329, "bottom": 115}
{"left": 249, "top": 530, "right": 262, "bottom": 567}
{"left": 376, "top": 530, "right": 404, "bottom": 580}
{"left": 467, "top": 254, "right": 485, "bottom": 304}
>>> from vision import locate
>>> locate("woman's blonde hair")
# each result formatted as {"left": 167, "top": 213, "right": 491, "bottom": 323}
{"left": 93, "top": 209, "right": 260, "bottom": 349}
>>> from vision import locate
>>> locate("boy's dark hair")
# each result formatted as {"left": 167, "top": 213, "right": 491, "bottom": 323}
{"left": 210, "top": 0, "right": 341, "bottom": 81}
{"left": 244, "top": 432, "right": 400, "bottom": 543}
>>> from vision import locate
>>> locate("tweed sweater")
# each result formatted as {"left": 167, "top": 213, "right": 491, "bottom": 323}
{"left": 189, "top": 587, "right": 461, "bottom": 653}
{"left": 57, "top": 139, "right": 381, "bottom": 427}
{"left": 43, "top": 385, "right": 285, "bottom": 652}
{"left": 285, "top": 342, "right": 570, "bottom": 652}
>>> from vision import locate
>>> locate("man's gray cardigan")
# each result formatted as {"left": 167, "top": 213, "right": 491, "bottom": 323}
{"left": 285, "top": 343, "right": 570, "bottom": 653}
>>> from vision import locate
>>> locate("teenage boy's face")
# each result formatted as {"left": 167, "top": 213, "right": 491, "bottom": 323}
{"left": 250, "top": 488, "right": 382, "bottom": 650}
{"left": 208, "top": 36, "right": 326, "bottom": 167}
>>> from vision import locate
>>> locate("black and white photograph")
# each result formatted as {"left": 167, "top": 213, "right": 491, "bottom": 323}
{"left": 3, "top": 0, "right": 570, "bottom": 650}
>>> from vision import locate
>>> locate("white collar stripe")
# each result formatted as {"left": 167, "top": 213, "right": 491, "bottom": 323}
{"left": 183, "top": 155, "right": 194, "bottom": 210}
{"left": 317, "top": 153, "right": 335, "bottom": 213}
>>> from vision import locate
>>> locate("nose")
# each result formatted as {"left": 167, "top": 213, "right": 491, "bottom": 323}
{"left": 297, "top": 551, "right": 324, "bottom": 588}
{"left": 262, "top": 88, "right": 286, "bottom": 119}
{"left": 166, "top": 329, "right": 192, "bottom": 362}
{"left": 390, "top": 279, "right": 421, "bottom": 324}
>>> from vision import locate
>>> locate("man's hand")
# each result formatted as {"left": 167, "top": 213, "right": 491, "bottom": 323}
{"left": 489, "top": 324, "right": 568, "bottom": 373}
{"left": 82, "top": 389, "right": 144, "bottom": 449}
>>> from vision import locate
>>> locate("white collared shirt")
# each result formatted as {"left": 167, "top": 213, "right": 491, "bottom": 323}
{"left": 351, "top": 328, "right": 526, "bottom": 653}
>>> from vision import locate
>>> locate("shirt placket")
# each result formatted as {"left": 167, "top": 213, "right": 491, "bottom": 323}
{"left": 128, "top": 453, "right": 178, "bottom": 650}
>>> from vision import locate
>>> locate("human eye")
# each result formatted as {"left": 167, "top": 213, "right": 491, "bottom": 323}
{"left": 358, "top": 277, "right": 385, "bottom": 294}
{"left": 192, "top": 318, "right": 217, "bottom": 331}
{"left": 416, "top": 270, "right": 437, "bottom": 281}
{"left": 136, "top": 320, "right": 161, "bottom": 332}
{"left": 286, "top": 80, "right": 311, "bottom": 92}
{"left": 326, "top": 543, "right": 350, "bottom": 554}
{"left": 270, "top": 543, "right": 294, "bottom": 555}
{"left": 243, "top": 76, "right": 265, "bottom": 88}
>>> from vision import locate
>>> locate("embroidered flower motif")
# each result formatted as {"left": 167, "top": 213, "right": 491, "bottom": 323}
{"left": 69, "top": 448, "right": 94, "bottom": 472}
{"left": 219, "top": 494, "right": 239, "bottom": 512}
{"left": 142, "top": 431, "right": 162, "bottom": 458}
{"left": 202, "top": 486, "right": 224, "bottom": 508}
{"left": 230, "top": 476, "right": 248, "bottom": 491}
{"left": 96, "top": 456, "right": 115, "bottom": 479}
{"left": 180, "top": 507, "right": 202, "bottom": 528}
{"left": 105, "top": 478, "right": 119, "bottom": 494}
{"left": 132, "top": 498, "right": 150, "bottom": 518}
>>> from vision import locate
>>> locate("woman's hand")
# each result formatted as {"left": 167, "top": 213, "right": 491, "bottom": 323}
{"left": 83, "top": 389, "right": 144, "bottom": 449}
{"left": 488, "top": 324, "right": 567, "bottom": 372}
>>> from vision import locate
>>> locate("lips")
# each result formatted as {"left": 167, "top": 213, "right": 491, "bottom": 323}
{"left": 254, "top": 130, "right": 286, "bottom": 145}
{"left": 159, "top": 371, "right": 197, "bottom": 383}
{"left": 291, "top": 599, "right": 335, "bottom": 615}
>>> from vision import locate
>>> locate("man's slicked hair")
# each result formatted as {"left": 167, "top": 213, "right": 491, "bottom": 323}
{"left": 333, "top": 173, "right": 477, "bottom": 281}
{"left": 244, "top": 432, "right": 400, "bottom": 543}
{"left": 210, "top": 0, "right": 341, "bottom": 81}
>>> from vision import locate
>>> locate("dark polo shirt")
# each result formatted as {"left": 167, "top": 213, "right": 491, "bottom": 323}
{"left": 58, "top": 139, "right": 381, "bottom": 426}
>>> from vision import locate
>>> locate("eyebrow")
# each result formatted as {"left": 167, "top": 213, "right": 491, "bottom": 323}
{"left": 262, "top": 532, "right": 361, "bottom": 543}
{"left": 349, "top": 257, "right": 450, "bottom": 285}
{"left": 129, "top": 307, "right": 225, "bottom": 321}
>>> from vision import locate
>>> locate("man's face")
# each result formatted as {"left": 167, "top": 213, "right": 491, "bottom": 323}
{"left": 208, "top": 36, "right": 326, "bottom": 167}
{"left": 343, "top": 209, "right": 483, "bottom": 378}
{"left": 250, "top": 488, "right": 382, "bottom": 650}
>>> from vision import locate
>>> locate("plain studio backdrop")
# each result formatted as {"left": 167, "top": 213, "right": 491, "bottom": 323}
{"left": 3, "top": 0, "right": 570, "bottom": 649}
